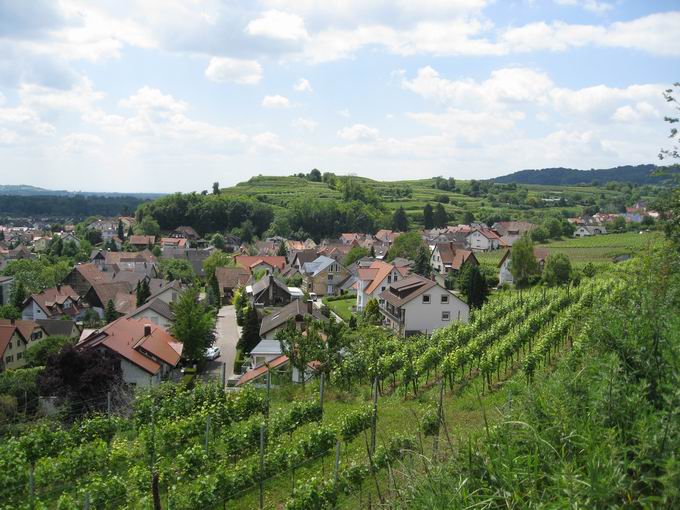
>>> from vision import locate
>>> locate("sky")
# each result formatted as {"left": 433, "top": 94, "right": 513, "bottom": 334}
{"left": 0, "top": 0, "right": 678, "bottom": 193}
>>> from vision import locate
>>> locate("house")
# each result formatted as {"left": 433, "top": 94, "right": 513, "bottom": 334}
{"left": 32, "top": 237, "right": 51, "bottom": 253}
{"left": 77, "top": 317, "right": 183, "bottom": 387}
{"left": 222, "top": 234, "right": 242, "bottom": 253}
{"left": 430, "top": 243, "right": 478, "bottom": 276}
{"left": 375, "top": 229, "right": 400, "bottom": 245}
{"left": 234, "top": 255, "right": 287, "bottom": 274}
{"left": 249, "top": 274, "right": 294, "bottom": 307}
{"left": 163, "top": 247, "right": 212, "bottom": 277}
{"left": 356, "top": 260, "right": 411, "bottom": 311}
{"left": 498, "top": 248, "right": 549, "bottom": 286}
{"left": 215, "top": 266, "right": 251, "bottom": 301}
{"left": 0, "top": 319, "right": 49, "bottom": 372}
{"left": 128, "top": 235, "right": 156, "bottom": 250}
{"left": 574, "top": 225, "right": 607, "bottom": 237}
{"left": 236, "top": 354, "right": 291, "bottom": 386}
{"left": 0, "top": 276, "right": 13, "bottom": 306}
{"left": 85, "top": 281, "right": 136, "bottom": 315}
{"left": 21, "top": 285, "right": 87, "bottom": 321}
{"left": 160, "top": 237, "right": 187, "bottom": 249}
{"left": 316, "top": 242, "right": 353, "bottom": 262}
{"left": 170, "top": 226, "right": 200, "bottom": 240}
{"left": 290, "top": 249, "right": 319, "bottom": 271}
{"left": 248, "top": 339, "right": 284, "bottom": 367}
{"left": 491, "top": 221, "right": 537, "bottom": 246}
{"left": 258, "top": 299, "right": 327, "bottom": 340}
{"left": 137, "top": 280, "right": 181, "bottom": 307}
{"left": 59, "top": 232, "right": 81, "bottom": 247}
{"left": 64, "top": 263, "right": 113, "bottom": 296}
{"left": 340, "top": 233, "right": 364, "bottom": 245}
{"left": 35, "top": 319, "right": 81, "bottom": 339}
{"left": 301, "top": 256, "right": 350, "bottom": 296}
{"left": 466, "top": 228, "right": 505, "bottom": 251}
{"left": 378, "top": 275, "right": 469, "bottom": 336}
{"left": 285, "top": 240, "right": 305, "bottom": 252}
{"left": 100, "top": 250, "right": 158, "bottom": 276}
{"left": 127, "top": 298, "right": 174, "bottom": 329}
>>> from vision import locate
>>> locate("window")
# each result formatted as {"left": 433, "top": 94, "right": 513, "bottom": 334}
{"left": 381, "top": 286, "right": 386, "bottom": 292}
{"left": 327, "top": 274, "right": 334, "bottom": 281}
{"left": 8, "top": 341, "right": 11, "bottom": 350}
{"left": 442, "top": 311, "right": 450, "bottom": 321}
{"left": 387, "top": 275, "right": 391, "bottom": 283}
{"left": 422, "top": 294, "right": 431, "bottom": 304}
{"left": 16, "top": 352, "right": 22, "bottom": 360}
{"left": 441, "top": 294, "right": 449, "bottom": 304}
{"left": 5, "top": 355, "right": 12, "bottom": 363}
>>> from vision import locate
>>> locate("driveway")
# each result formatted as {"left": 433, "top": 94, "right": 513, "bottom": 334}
{"left": 203, "top": 304, "right": 240, "bottom": 385}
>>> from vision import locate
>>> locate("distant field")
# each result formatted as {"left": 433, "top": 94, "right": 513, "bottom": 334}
{"left": 537, "top": 231, "right": 662, "bottom": 266}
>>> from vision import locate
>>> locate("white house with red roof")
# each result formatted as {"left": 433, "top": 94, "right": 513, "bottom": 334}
{"left": 355, "top": 260, "right": 411, "bottom": 311}
{"left": 77, "top": 316, "right": 183, "bottom": 387}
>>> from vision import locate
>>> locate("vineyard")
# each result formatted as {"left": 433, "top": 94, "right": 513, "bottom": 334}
{"left": 0, "top": 274, "right": 625, "bottom": 509}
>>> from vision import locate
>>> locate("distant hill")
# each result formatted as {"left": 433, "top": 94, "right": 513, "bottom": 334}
{"left": 0, "top": 184, "right": 164, "bottom": 199}
{"left": 491, "top": 164, "right": 678, "bottom": 186}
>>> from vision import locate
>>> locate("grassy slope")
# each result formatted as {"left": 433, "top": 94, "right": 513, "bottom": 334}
{"left": 218, "top": 175, "right": 649, "bottom": 226}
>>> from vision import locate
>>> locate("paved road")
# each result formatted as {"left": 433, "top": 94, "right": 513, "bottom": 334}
{"left": 204, "top": 304, "right": 240, "bottom": 385}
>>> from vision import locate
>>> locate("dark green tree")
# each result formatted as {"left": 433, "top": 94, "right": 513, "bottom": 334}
{"left": 238, "top": 305, "right": 261, "bottom": 354}
{"left": 423, "top": 204, "right": 434, "bottom": 229}
{"left": 369, "top": 245, "right": 376, "bottom": 258}
{"left": 207, "top": 272, "right": 221, "bottom": 308}
{"left": 170, "top": 287, "right": 216, "bottom": 361}
{"left": 211, "top": 233, "right": 225, "bottom": 250}
{"left": 117, "top": 220, "right": 125, "bottom": 240}
{"left": 413, "top": 244, "right": 432, "bottom": 277}
{"left": 509, "top": 235, "right": 539, "bottom": 288}
{"left": 387, "top": 231, "right": 423, "bottom": 261}
{"left": 135, "top": 279, "right": 151, "bottom": 306}
{"left": 392, "top": 206, "right": 409, "bottom": 232}
{"left": 127, "top": 225, "right": 134, "bottom": 238}
{"left": 543, "top": 217, "right": 563, "bottom": 239}
{"left": 531, "top": 226, "right": 549, "bottom": 243}
{"left": 458, "top": 264, "right": 488, "bottom": 308}
{"left": 433, "top": 203, "right": 448, "bottom": 228}
{"left": 362, "top": 299, "right": 383, "bottom": 325}
{"left": 104, "top": 299, "right": 118, "bottom": 323}
{"left": 343, "top": 246, "right": 370, "bottom": 266}
{"left": 542, "top": 253, "right": 572, "bottom": 287}
{"left": 11, "top": 281, "right": 27, "bottom": 309}
{"left": 463, "top": 211, "right": 475, "bottom": 224}
{"left": 276, "top": 242, "right": 288, "bottom": 258}
{"left": 212, "top": 182, "right": 220, "bottom": 195}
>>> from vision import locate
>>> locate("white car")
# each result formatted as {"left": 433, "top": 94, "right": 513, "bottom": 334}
{"left": 205, "top": 346, "right": 221, "bottom": 360}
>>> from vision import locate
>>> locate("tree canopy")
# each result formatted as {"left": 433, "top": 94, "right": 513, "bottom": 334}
{"left": 170, "top": 287, "right": 216, "bottom": 362}
{"left": 509, "top": 235, "right": 539, "bottom": 288}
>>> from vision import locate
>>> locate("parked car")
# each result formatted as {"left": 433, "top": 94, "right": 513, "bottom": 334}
{"left": 206, "top": 346, "right": 221, "bottom": 360}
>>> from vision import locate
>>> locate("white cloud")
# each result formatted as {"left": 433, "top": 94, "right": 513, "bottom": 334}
{"left": 261, "top": 95, "right": 291, "bottom": 108}
{"left": 337, "top": 124, "right": 380, "bottom": 142}
{"left": 119, "top": 86, "right": 188, "bottom": 114}
{"left": 292, "top": 117, "right": 317, "bottom": 131}
{"left": 252, "top": 131, "right": 284, "bottom": 151}
{"left": 205, "top": 57, "right": 262, "bottom": 85}
{"left": 402, "top": 66, "right": 553, "bottom": 107}
{"left": 60, "top": 132, "right": 103, "bottom": 153}
{"left": 554, "top": 0, "right": 613, "bottom": 14}
{"left": 19, "top": 78, "right": 104, "bottom": 113}
{"left": 246, "top": 10, "right": 309, "bottom": 41}
{"left": 294, "top": 78, "right": 312, "bottom": 92}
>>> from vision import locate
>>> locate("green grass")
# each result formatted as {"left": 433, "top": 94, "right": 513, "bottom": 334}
{"left": 537, "top": 230, "right": 663, "bottom": 266}
{"left": 323, "top": 296, "right": 356, "bottom": 321}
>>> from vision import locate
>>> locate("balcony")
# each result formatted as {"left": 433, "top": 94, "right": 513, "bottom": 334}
{"left": 379, "top": 305, "right": 403, "bottom": 324}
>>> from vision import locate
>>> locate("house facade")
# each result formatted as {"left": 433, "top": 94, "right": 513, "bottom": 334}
{"left": 378, "top": 275, "right": 469, "bottom": 336}
{"left": 430, "top": 243, "right": 478, "bottom": 276}
{"left": 302, "top": 256, "right": 350, "bottom": 296}
{"left": 77, "top": 317, "right": 183, "bottom": 387}
{"left": 355, "top": 260, "right": 410, "bottom": 311}
{"left": 0, "top": 320, "right": 49, "bottom": 372}
{"left": 574, "top": 225, "right": 607, "bottom": 237}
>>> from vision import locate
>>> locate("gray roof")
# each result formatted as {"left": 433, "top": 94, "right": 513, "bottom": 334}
{"left": 250, "top": 339, "right": 283, "bottom": 356}
{"left": 251, "top": 274, "right": 291, "bottom": 298}
{"left": 302, "top": 255, "right": 337, "bottom": 277}
{"left": 36, "top": 319, "right": 79, "bottom": 338}
{"left": 259, "top": 300, "right": 327, "bottom": 336}
{"left": 129, "top": 297, "right": 173, "bottom": 320}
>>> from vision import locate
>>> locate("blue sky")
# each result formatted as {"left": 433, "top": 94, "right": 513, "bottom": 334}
{"left": 0, "top": 0, "right": 678, "bottom": 192}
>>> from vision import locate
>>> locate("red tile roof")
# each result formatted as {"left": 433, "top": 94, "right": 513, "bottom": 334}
{"left": 434, "top": 243, "right": 475, "bottom": 270}
{"left": 77, "top": 316, "right": 182, "bottom": 375}
{"left": 234, "top": 255, "right": 286, "bottom": 272}
{"left": 237, "top": 354, "right": 289, "bottom": 386}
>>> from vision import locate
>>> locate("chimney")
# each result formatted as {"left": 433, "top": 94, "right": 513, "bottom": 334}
{"left": 144, "top": 324, "right": 152, "bottom": 337}
{"left": 10, "top": 318, "right": 15, "bottom": 325}
{"left": 56, "top": 283, "right": 61, "bottom": 292}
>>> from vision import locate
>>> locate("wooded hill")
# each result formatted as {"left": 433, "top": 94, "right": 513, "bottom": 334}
{"left": 491, "top": 164, "right": 678, "bottom": 186}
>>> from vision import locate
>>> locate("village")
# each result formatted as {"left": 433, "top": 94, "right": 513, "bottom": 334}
{"left": 0, "top": 199, "right": 659, "bottom": 391}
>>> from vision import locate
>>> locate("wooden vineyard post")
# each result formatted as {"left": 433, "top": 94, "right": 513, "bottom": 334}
{"left": 371, "top": 376, "right": 378, "bottom": 455}
{"left": 259, "top": 424, "right": 265, "bottom": 510}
